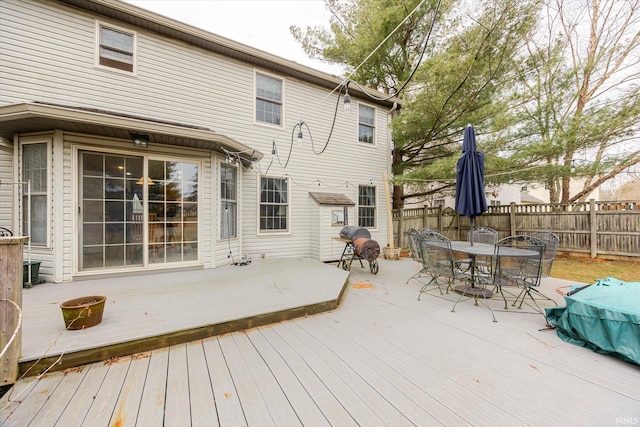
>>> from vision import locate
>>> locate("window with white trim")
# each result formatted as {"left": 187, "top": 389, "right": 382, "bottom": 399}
{"left": 22, "top": 142, "right": 49, "bottom": 245}
{"left": 97, "top": 23, "right": 135, "bottom": 72}
{"left": 220, "top": 163, "right": 237, "bottom": 239}
{"left": 260, "top": 177, "right": 288, "bottom": 231}
{"left": 358, "top": 185, "right": 376, "bottom": 228}
{"left": 358, "top": 104, "right": 375, "bottom": 144}
{"left": 256, "top": 73, "right": 283, "bottom": 125}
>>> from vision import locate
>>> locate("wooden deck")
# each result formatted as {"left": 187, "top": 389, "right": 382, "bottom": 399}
{"left": 1, "top": 258, "right": 639, "bottom": 426}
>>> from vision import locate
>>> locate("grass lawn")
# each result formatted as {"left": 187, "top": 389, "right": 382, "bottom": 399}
{"left": 551, "top": 255, "right": 640, "bottom": 284}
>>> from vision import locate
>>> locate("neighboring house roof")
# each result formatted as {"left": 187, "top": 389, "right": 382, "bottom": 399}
{"left": 0, "top": 102, "right": 263, "bottom": 161}
{"left": 56, "top": 0, "right": 400, "bottom": 110}
{"left": 520, "top": 192, "right": 546, "bottom": 204}
{"left": 309, "top": 192, "right": 355, "bottom": 206}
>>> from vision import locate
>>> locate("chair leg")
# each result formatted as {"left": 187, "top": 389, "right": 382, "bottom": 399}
{"left": 452, "top": 283, "right": 497, "bottom": 322}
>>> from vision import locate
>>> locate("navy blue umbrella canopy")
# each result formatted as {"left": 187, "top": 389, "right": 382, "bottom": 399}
{"left": 455, "top": 125, "right": 487, "bottom": 243}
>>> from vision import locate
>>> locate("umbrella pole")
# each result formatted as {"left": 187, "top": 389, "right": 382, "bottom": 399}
{"left": 470, "top": 216, "right": 475, "bottom": 246}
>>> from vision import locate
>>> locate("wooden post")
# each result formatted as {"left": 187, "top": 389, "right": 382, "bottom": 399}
{"left": 397, "top": 208, "right": 404, "bottom": 248}
{"left": 423, "top": 206, "right": 429, "bottom": 229}
{"left": 382, "top": 172, "right": 394, "bottom": 249}
{"left": 1, "top": 236, "right": 28, "bottom": 386}
{"left": 590, "top": 199, "right": 597, "bottom": 258}
{"left": 510, "top": 202, "right": 517, "bottom": 235}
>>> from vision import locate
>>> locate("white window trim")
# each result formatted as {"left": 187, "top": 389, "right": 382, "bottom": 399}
{"left": 254, "top": 70, "right": 285, "bottom": 129}
{"left": 219, "top": 160, "right": 239, "bottom": 241}
{"left": 357, "top": 184, "right": 378, "bottom": 230}
{"left": 19, "top": 136, "right": 52, "bottom": 248}
{"left": 356, "top": 102, "right": 377, "bottom": 147}
{"left": 256, "top": 174, "right": 291, "bottom": 236}
{"left": 94, "top": 20, "right": 137, "bottom": 76}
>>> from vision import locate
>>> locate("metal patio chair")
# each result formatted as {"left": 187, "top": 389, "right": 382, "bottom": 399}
{"left": 492, "top": 235, "right": 556, "bottom": 326}
{"left": 405, "top": 228, "right": 428, "bottom": 285}
{"left": 532, "top": 231, "right": 559, "bottom": 277}
{"left": 416, "top": 231, "right": 470, "bottom": 300}
{"left": 0, "top": 227, "right": 12, "bottom": 236}
{"left": 467, "top": 227, "right": 498, "bottom": 277}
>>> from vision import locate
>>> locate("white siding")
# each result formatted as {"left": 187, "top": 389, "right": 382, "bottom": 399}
{"left": 1, "top": 0, "right": 393, "bottom": 274}
{"left": 0, "top": 143, "right": 14, "bottom": 230}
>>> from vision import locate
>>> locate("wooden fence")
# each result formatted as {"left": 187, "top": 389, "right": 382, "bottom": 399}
{"left": 392, "top": 199, "right": 640, "bottom": 260}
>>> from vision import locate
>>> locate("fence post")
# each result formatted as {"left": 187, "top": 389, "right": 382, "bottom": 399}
{"left": 590, "top": 199, "right": 597, "bottom": 258}
{"left": 423, "top": 206, "right": 429, "bottom": 229}
{"left": 1, "top": 235, "right": 28, "bottom": 387}
{"left": 397, "top": 207, "right": 404, "bottom": 248}
{"left": 437, "top": 205, "right": 443, "bottom": 232}
{"left": 510, "top": 202, "right": 516, "bottom": 235}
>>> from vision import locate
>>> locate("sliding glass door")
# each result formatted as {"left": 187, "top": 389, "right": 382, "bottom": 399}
{"left": 79, "top": 151, "right": 199, "bottom": 272}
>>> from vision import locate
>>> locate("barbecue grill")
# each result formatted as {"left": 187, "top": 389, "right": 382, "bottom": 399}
{"left": 336, "top": 226, "right": 380, "bottom": 274}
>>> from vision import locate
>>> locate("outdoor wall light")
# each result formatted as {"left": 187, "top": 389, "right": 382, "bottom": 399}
{"left": 343, "top": 80, "right": 351, "bottom": 112}
{"left": 131, "top": 133, "right": 149, "bottom": 148}
{"left": 297, "top": 127, "right": 303, "bottom": 143}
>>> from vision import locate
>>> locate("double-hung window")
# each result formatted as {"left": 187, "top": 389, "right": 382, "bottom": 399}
{"left": 220, "top": 163, "right": 237, "bottom": 239}
{"left": 256, "top": 73, "right": 283, "bottom": 125}
{"left": 22, "top": 142, "right": 49, "bottom": 245}
{"left": 97, "top": 23, "right": 135, "bottom": 72}
{"left": 358, "top": 104, "right": 375, "bottom": 144}
{"left": 260, "top": 177, "right": 288, "bottom": 231}
{"left": 358, "top": 185, "right": 376, "bottom": 228}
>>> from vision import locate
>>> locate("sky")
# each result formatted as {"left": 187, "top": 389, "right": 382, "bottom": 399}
{"left": 125, "top": 0, "right": 344, "bottom": 76}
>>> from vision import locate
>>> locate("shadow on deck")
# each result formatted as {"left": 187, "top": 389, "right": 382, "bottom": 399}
{"left": 18, "top": 258, "right": 349, "bottom": 377}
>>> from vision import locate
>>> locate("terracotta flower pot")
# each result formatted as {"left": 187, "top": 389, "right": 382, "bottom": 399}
{"left": 60, "top": 295, "right": 106, "bottom": 330}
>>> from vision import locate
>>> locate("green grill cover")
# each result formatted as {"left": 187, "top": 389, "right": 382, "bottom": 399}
{"left": 546, "top": 277, "right": 640, "bottom": 365}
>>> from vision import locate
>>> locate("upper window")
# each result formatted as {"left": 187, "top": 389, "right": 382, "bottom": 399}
{"left": 256, "top": 73, "right": 283, "bottom": 125}
{"left": 358, "top": 185, "right": 376, "bottom": 228}
{"left": 22, "top": 142, "right": 49, "bottom": 246}
{"left": 220, "top": 163, "right": 237, "bottom": 239}
{"left": 358, "top": 104, "right": 376, "bottom": 144}
{"left": 260, "top": 177, "right": 288, "bottom": 231}
{"left": 97, "top": 23, "right": 135, "bottom": 72}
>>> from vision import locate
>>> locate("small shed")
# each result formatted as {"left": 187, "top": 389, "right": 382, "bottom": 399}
{"left": 309, "top": 192, "right": 356, "bottom": 262}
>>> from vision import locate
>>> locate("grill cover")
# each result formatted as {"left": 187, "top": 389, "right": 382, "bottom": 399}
{"left": 353, "top": 237, "right": 380, "bottom": 262}
{"left": 340, "top": 226, "right": 371, "bottom": 241}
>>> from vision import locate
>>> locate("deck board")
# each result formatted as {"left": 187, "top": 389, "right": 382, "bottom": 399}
{"left": 218, "top": 334, "right": 274, "bottom": 426}
{"left": 232, "top": 333, "right": 303, "bottom": 426}
{"left": 186, "top": 341, "right": 219, "bottom": 427}
{"left": 256, "top": 328, "right": 357, "bottom": 426}
{"left": 201, "top": 338, "right": 245, "bottom": 426}
{"left": 244, "top": 329, "right": 331, "bottom": 427}
{"left": 164, "top": 345, "right": 191, "bottom": 427}
{"left": 111, "top": 352, "right": 151, "bottom": 427}
{"left": 135, "top": 348, "right": 168, "bottom": 427}
{"left": 1, "top": 258, "right": 639, "bottom": 426}
{"left": 83, "top": 356, "right": 131, "bottom": 427}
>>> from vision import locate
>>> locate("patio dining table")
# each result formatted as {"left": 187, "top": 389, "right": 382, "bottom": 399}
{"left": 448, "top": 241, "right": 496, "bottom": 298}
{"left": 448, "top": 241, "right": 541, "bottom": 298}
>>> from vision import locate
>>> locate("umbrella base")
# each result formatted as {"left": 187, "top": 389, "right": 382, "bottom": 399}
{"left": 454, "top": 285, "right": 493, "bottom": 298}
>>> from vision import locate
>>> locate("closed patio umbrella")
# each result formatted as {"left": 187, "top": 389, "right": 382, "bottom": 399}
{"left": 455, "top": 125, "right": 487, "bottom": 245}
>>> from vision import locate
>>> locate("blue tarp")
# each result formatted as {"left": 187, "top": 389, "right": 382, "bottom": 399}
{"left": 546, "top": 277, "right": 640, "bottom": 365}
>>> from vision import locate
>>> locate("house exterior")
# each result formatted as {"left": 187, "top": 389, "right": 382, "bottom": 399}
{"left": 0, "top": 0, "right": 398, "bottom": 283}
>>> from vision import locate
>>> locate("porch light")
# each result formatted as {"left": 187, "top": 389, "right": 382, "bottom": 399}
{"left": 343, "top": 80, "right": 351, "bottom": 112}
{"left": 297, "top": 127, "right": 303, "bottom": 143}
{"left": 131, "top": 133, "right": 149, "bottom": 148}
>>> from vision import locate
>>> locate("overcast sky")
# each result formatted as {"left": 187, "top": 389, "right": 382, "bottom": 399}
{"left": 125, "top": 0, "right": 344, "bottom": 75}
